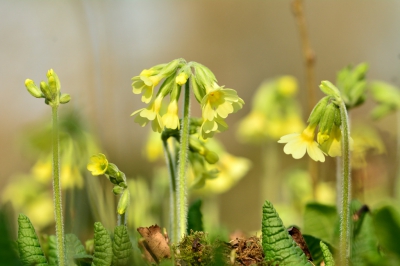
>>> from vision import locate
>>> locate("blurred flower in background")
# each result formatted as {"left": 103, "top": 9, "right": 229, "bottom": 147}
{"left": 1, "top": 109, "right": 103, "bottom": 231}
{"left": 237, "top": 76, "right": 304, "bottom": 143}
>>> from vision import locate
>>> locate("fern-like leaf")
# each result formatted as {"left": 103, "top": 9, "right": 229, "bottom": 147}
{"left": 17, "top": 214, "right": 48, "bottom": 266}
{"left": 112, "top": 225, "right": 133, "bottom": 266}
{"left": 92, "top": 222, "right": 112, "bottom": 266}
{"left": 262, "top": 201, "right": 310, "bottom": 265}
{"left": 320, "top": 241, "right": 335, "bottom": 266}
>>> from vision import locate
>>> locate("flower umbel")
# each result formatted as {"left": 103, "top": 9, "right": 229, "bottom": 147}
{"left": 278, "top": 125, "right": 325, "bottom": 162}
{"left": 87, "top": 153, "right": 108, "bottom": 175}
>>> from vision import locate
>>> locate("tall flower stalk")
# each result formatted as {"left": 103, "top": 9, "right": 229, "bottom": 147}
{"left": 25, "top": 70, "right": 71, "bottom": 266}
{"left": 131, "top": 59, "right": 244, "bottom": 243}
{"left": 278, "top": 80, "right": 353, "bottom": 265}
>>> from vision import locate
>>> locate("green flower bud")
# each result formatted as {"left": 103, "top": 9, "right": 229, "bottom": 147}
{"left": 113, "top": 186, "right": 124, "bottom": 195}
{"left": 191, "top": 75, "right": 205, "bottom": 103}
{"left": 158, "top": 74, "right": 177, "bottom": 97}
{"left": 194, "top": 63, "right": 215, "bottom": 89}
{"left": 40, "top": 81, "right": 51, "bottom": 99}
{"left": 204, "top": 150, "right": 219, "bottom": 164}
{"left": 308, "top": 96, "right": 331, "bottom": 126}
{"left": 319, "top": 80, "right": 340, "bottom": 98}
{"left": 47, "top": 69, "right": 61, "bottom": 94}
{"left": 318, "top": 103, "right": 339, "bottom": 139}
{"left": 117, "top": 189, "right": 130, "bottom": 215}
{"left": 25, "top": 79, "right": 44, "bottom": 98}
{"left": 60, "top": 93, "right": 71, "bottom": 104}
{"left": 159, "top": 58, "right": 183, "bottom": 77}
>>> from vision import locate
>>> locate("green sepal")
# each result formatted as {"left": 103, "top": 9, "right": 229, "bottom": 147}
{"left": 157, "top": 73, "right": 177, "bottom": 98}
{"left": 92, "top": 222, "right": 112, "bottom": 266}
{"left": 307, "top": 96, "right": 331, "bottom": 126}
{"left": 187, "top": 199, "right": 204, "bottom": 233}
{"left": 261, "top": 201, "right": 311, "bottom": 265}
{"left": 190, "top": 75, "right": 205, "bottom": 103}
{"left": 40, "top": 81, "right": 51, "bottom": 101}
{"left": 112, "top": 225, "right": 133, "bottom": 266}
{"left": 320, "top": 241, "right": 335, "bottom": 266}
{"left": 319, "top": 81, "right": 341, "bottom": 98}
{"left": 17, "top": 214, "right": 48, "bottom": 266}
{"left": 117, "top": 189, "right": 130, "bottom": 215}
{"left": 25, "top": 79, "right": 44, "bottom": 98}
{"left": 60, "top": 94, "right": 71, "bottom": 104}
{"left": 318, "top": 103, "right": 340, "bottom": 135}
{"left": 159, "top": 58, "right": 183, "bottom": 77}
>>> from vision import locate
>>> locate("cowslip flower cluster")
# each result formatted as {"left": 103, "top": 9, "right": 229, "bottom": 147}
{"left": 278, "top": 81, "right": 345, "bottom": 162}
{"left": 131, "top": 59, "right": 244, "bottom": 138}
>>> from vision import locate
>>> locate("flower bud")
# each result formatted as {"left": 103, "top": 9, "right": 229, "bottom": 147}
{"left": 319, "top": 81, "right": 340, "bottom": 98}
{"left": 176, "top": 72, "right": 189, "bottom": 86}
{"left": 117, "top": 189, "right": 130, "bottom": 215}
{"left": 191, "top": 75, "right": 205, "bottom": 103}
{"left": 113, "top": 185, "right": 124, "bottom": 195}
{"left": 60, "top": 93, "right": 71, "bottom": 104}
{"left": 308, "top": 96, "right": 330, "bottom": 126}
{"left": 25, "top": 79, "right": 44, "bottom": 98}
{"left": 40, "top": 81, "right": 51, "bottom": 99}
{"left": 47, "top": 69, "right": 61, "bottom": 97}
{"left": 318, "top": 103, "right": 339, "bottom": 138}
{"left": 204, "top": 150, "right": 219, "bottom": 164}
{"left": 159, "top": 58, "right": 182, "bottom": 77}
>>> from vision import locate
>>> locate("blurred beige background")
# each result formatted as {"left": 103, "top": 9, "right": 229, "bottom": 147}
{"left": 1, "top": 1, "right": 400, "bottom": 233}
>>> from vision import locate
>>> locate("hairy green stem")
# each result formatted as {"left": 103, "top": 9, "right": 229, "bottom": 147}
{"left": 338, "top": 100, "right": 351, "bottom": 266}
{"left": 177, "top": 82, "right": 190, "bottom": 239}
{"left": 52, "top": 106, "right": 66, "bottom": 266}
{"left": 163, "top": 139, "right": 178, "bottom": 243}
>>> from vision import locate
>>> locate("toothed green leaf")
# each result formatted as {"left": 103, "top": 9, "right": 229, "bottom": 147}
{"left": 320, "top": 241, "right": 335, "bottom": 266}
{"left": 17, "top": 214, "right": 48, "bottom": 266}
{"left": 92, "top": 222, "right": 112, "bottom": 266}
{"left": 112, "top": 225, "right": 133, "bottom": 266}
{"left": 47, "top": 235, "right": 58, "bottom": 266}
{"left": 262, "top": 201, "right": 311, "bottom": 265}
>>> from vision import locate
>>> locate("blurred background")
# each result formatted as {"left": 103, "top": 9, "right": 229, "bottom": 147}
{"left": 1, "top": 0, "right": 400, "bottom": 240}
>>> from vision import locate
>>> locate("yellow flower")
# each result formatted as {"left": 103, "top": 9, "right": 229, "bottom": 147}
{"left": 162, "top": 100, "right": 180, "bottom": 129}
{"left": 176, "top": 72, "right": 189, "bottom": 86}
{"left": 278, "top": 125, "right": 325, "bottom": 162}
{"left": 131, "top": 96, "right": 164, "bottom": 133}
{"left": 201, "top": 86, "right": 244, "bottom": 121}
{"left": 320, "top": 126, "right": 342, "bottom": 157}
{"left": 87, "top": 153, "right": 108, "bottom": 175}
{"left": 131, "top": 71, "right": 163, "bottom": 104}
{"left": 200, "top": 115, "right": 228, "bottom": 139}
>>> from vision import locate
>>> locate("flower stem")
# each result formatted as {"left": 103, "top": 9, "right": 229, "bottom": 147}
{"left": 163, "top": 139, "right": 178, "bottom": 243}
{"left": 338, "top": 99, "right": 351, "bottom": 266}
{"left": 52, "top": 106, "right": 66, "bottom": 266}
{"left": 177, "top": 82, "right": 190, "bottom": 239}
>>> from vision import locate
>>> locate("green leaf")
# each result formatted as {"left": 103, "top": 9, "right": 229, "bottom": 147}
{"left": 303, "top": 234, "right": 335, "bottom": 265}
{"left": 303, "top": 203, "right": 338, "bottom": 244}
{"left": 0, "top": 208, "right": 21, "bottom": 265}
{"left": 187, "top": 199, "right": 203, "bottom": 233}
{"left": 92, "top": 222, "right": 112, "bottom": 266}
{"left": 112, "top": 225, "right": 133, "bottom": 266}
{"left": 373, "top": 205, "right": 400, "bottom": 257}
{"left": 17, "top": 214, "right": 48, "bottom": 266}
{"left": 320, "top": 241, "right": 335, "bottom": 266}
{"left": 47, "top": 235, "right": 58, "bottom": 266}
{"left": 67, "top": 234, "right": 91, "bottom": 265}
{"left": 262, "top": 201, "right": 311, "bottom": 265}
{"left": 351, "top": 201, "right": 381, "bottom": 265}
